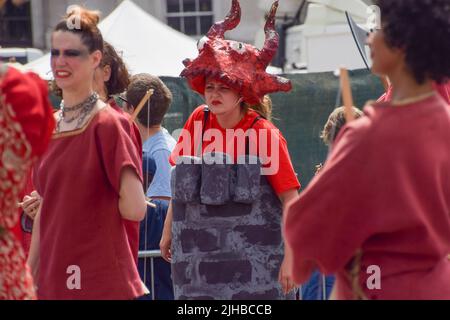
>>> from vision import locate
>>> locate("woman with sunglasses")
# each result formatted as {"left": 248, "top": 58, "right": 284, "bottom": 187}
{"left": 284, "top": 0, "right": 450, "bottom": 299}
{"left": 27, "top": 6, "right": 147, "bottom": 300}
{"left": 0, "top": 64, "right": 54, "bottom": 300}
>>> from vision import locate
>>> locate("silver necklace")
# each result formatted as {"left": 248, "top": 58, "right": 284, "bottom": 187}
{"left": 56, "top": 92, "right": 99, "bottom": 133}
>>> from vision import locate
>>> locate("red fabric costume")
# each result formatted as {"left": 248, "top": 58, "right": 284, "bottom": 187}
{"left": 285, "top": 93, "right": 450, "bottom": 299}
{"left": 181, "top": 0, "right": 291, "bottom": 105}
{"left": 109, "top": 98, "right": 141, "bottom": 265}
{"left": 0, "top": 66, "right": 55, "bottom": 300}
{"left": 34, "top": 107, "right": 145, "bottom": 300}
{"left": 378, "top": 82, "right": 450, "bottom": 104}
{"left": 19, "top": 99, "right": 142, "bottom": 263}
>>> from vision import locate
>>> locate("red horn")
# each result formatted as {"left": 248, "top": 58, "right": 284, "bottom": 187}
{"left": 207, "top": 0, "right": 241, "bottom": 38}
{"left": 259, "top": 1, "right": 280, "bottom": 67}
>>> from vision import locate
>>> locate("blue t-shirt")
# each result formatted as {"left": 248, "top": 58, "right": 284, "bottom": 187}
{"left": 142, "top": 128, "right": 176, "bottom": 198}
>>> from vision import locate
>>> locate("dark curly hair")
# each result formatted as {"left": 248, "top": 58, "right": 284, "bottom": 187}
{"left": 375, "top": 0, "right": 450, "bottom": 84}
{"left": 101, "top": 41, "right": 130, "bottom": 96}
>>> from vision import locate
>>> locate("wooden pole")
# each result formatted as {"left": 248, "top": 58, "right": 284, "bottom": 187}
{"left": 129, "top": 89, "right": 154, "bottom": 123}
{"left": 339, "top": 67, "right": 355, "bottom": 123}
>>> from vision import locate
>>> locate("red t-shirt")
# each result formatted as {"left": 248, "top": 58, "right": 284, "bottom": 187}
{"left": 170, "top": 106, "right": 300, "bottom": 195}
{"left": 285, "top": 93, "right": 450, "bottom": 299}
{"left": 109, "top": 99, "right": 141, "bottom": 265}
{"left": 34, "top": 107, "right": 145, "bottom": 300}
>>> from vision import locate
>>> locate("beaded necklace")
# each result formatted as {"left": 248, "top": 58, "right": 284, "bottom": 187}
{"left": 56, "top": 92, "right": 99, "bottom": 133}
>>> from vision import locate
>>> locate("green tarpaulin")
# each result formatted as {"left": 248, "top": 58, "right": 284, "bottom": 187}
{"left": 160, "top": 69, "right": 384, "bottom": 187}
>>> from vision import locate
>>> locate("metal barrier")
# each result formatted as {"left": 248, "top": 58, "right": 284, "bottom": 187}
{"left": 138, "top": 250, "right": 162, "bottom": 300}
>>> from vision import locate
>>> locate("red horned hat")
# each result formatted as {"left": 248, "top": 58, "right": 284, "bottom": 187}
{"left": 180, "top": 0, "right": 292, "bottom": 105}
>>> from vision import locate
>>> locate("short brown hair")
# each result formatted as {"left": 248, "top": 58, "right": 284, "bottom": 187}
{"left": 126, "top": 73, "right": 173, "bottom": 127}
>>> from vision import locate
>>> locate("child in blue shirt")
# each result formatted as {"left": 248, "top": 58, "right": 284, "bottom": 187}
{"left": 125, "top": 73, "right": 176, "bottom": 300}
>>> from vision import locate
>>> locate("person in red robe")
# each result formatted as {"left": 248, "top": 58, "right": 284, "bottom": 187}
{"left": 0, "top": 64, "right": 55, "bottom": 300}
{"left": 22, "top": 40, "right": 143, "bottom": 264}
{"left": 284, "top": 0, "right": 450, "bottom": 299}
{"left": 27, "top": 6, "right": 147, "bottom": 300}
{"left": 94, "top": 41, "right": 142, "bottom": 264}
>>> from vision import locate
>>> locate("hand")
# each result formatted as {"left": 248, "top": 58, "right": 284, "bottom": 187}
{"left": 159, "top": 231, "right": 172, "bottom": 263}
{"left": 315, "top": 163, "right": 324, "bottom": 175}
{"left": 278, "top": 256, "right": 297, "bottom": 295}
{"left": 20, "top": 191, "right": 41, "bottom": 220}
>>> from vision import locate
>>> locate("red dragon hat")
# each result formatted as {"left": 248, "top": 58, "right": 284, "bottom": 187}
{"left": 180, "top": 0, "right": 292, "bottom": 106}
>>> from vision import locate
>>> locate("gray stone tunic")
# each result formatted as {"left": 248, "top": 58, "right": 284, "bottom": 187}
{"left": 170, "top": 153, "right": 294, "bottom": 300}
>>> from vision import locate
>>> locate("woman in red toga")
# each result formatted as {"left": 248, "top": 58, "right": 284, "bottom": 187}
{"left": 27, "top": 6, "right": 147, "bottom": 300}
{"left": 284, "top": 0, "right": 450, "bottom": 299}
{"left": 159, "top": 0, "right": 301, "bottom": 294}
{"left": 0, "top": 64, "right": 54, "bottom": 299}
{"left": 93, "top": 41, "right": 142, "bottom": 264}
{"left": 23, "top": 40, "right": 142, "bottom": 263}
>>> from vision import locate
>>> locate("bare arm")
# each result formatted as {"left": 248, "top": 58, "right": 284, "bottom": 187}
{"left": 279, "top": 189, "right": 299, "bottom": 209}
{"left": 278, "top": 188, "right": 300, "bottom": 294}
{"left": 160, "top": 201, "right": 173, "bottom": 262}
{"left": 118, "top": 166, "right": 147, "bottom": 221}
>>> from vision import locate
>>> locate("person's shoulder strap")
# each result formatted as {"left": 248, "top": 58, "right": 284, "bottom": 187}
{"left": 202, "top": 106, "right": 210, "bottom": 140}
{"left": 245, "top": 115, "right": 263, "bottom": 156}
{"left": 250, "top": 115, "right": 263, "bottom": 129}
{"left": 194, "top": 106, "right": 210, "bottom": 158}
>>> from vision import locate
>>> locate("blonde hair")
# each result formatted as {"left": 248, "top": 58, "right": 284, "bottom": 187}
{"left": 243, "top": 95, "right": 272, "bottom": 121}
{"left": 320, "top": 106, "right": 363, "bottom": 145}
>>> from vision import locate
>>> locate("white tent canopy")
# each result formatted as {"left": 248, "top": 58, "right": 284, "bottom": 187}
{"left": 25, "top": 0, "right": 198, "bottom": 79}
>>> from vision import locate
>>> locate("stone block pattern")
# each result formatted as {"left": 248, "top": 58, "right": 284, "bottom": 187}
{"left": 171, "top": 153, "right": 294, "bottom": 300}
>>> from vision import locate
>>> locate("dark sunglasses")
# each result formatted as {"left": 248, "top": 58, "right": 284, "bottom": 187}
{"left": 50, "top": 49, "right": 88, "bottom": 58}
{"left": 117, "top": 95, "right": 135, "bottom": 111}
{"left": 117, "top": 95, "right": 129, "bottom": 104}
